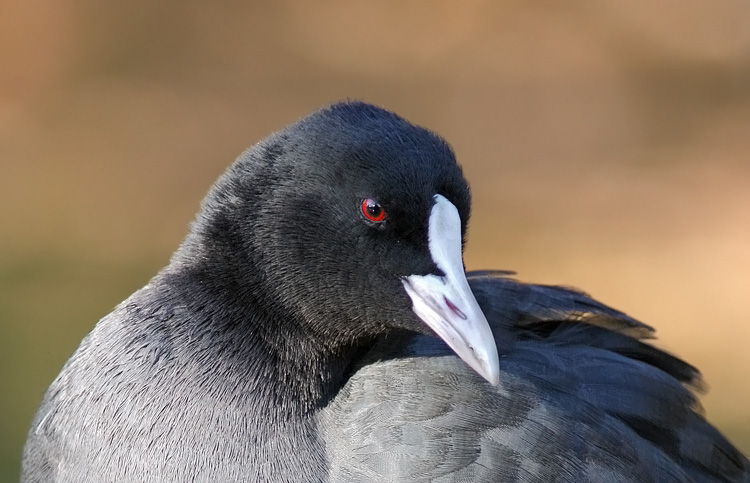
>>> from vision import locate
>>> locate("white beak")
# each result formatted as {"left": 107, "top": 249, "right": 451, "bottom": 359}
{"left": 402, "top": 195, "right": 500, "bottom": 386}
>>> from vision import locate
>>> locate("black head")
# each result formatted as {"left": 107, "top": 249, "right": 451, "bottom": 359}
{"left": 175, "top": 101, "right": 473, "bottom": 348}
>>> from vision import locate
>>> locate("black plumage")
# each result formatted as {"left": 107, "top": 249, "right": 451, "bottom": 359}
{"left": 22, "top": 101, "right": 749, "bottom": 482}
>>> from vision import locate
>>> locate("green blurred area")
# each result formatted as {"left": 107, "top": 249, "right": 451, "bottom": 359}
{"left": 2, "top": 2, "right": 750, "bottom": 481}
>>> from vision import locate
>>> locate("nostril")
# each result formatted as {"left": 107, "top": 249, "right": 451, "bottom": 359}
{"left": 444, "top": 296, "right": 467, "bottom": 320}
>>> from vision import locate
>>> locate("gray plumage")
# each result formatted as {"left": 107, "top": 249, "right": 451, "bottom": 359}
{"left": 323, "top": 274, "right": 746, "bottom": 482}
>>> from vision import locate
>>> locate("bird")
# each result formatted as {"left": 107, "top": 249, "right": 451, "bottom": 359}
{"left": 22, "top": 101, "right": 749, "bottom": 482}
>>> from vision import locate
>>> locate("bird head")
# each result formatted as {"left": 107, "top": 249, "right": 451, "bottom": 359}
{"left": 179, "top": 101, "right": 499, "bottom": 385}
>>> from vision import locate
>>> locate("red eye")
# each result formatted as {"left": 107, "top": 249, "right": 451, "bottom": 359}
{"left": 361, "top": 199, "right": 386, "bottom": 223}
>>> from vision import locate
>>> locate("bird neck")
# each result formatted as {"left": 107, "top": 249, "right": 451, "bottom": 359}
{"left": 162, "top": 268, "right": 367, "bottom": 420}
{"left": 251, "top": 323, "right": 366, "bottom": 418}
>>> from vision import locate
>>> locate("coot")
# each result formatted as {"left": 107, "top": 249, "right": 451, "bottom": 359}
{"left": 22, "top": 102, "right": 749, "bottom": 482}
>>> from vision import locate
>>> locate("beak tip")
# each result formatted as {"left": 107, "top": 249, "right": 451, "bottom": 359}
{"left": 476, "top": 356, "right": 501, "bottom": 386}
{"left": 487, "top": 371, "right": 500, "bottom": 387}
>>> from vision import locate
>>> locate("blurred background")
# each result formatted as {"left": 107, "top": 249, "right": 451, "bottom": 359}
{"left": 2, "top": 1, "right": 749, "bottom": 480}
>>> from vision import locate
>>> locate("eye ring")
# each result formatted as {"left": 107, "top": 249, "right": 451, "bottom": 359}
{"left": 361, "top": 199, "right": 386, "bottom": 223}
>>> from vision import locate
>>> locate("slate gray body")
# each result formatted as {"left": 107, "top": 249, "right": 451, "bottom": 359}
{"left": 24, "top": 274, "right": 749, "bottom": 482}
{"left": 25, "top": 281, "right": 327, "bottom": 482}
{"left": 22, "top": 102, "right": 749, "bottom": 482}
{"left": 323, "top": 275, "right": 747, "bottom": 482}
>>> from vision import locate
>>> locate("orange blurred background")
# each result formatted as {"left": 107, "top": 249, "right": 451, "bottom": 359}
{"left": 2, "top": 1, "right": 749, "bottom": 480}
